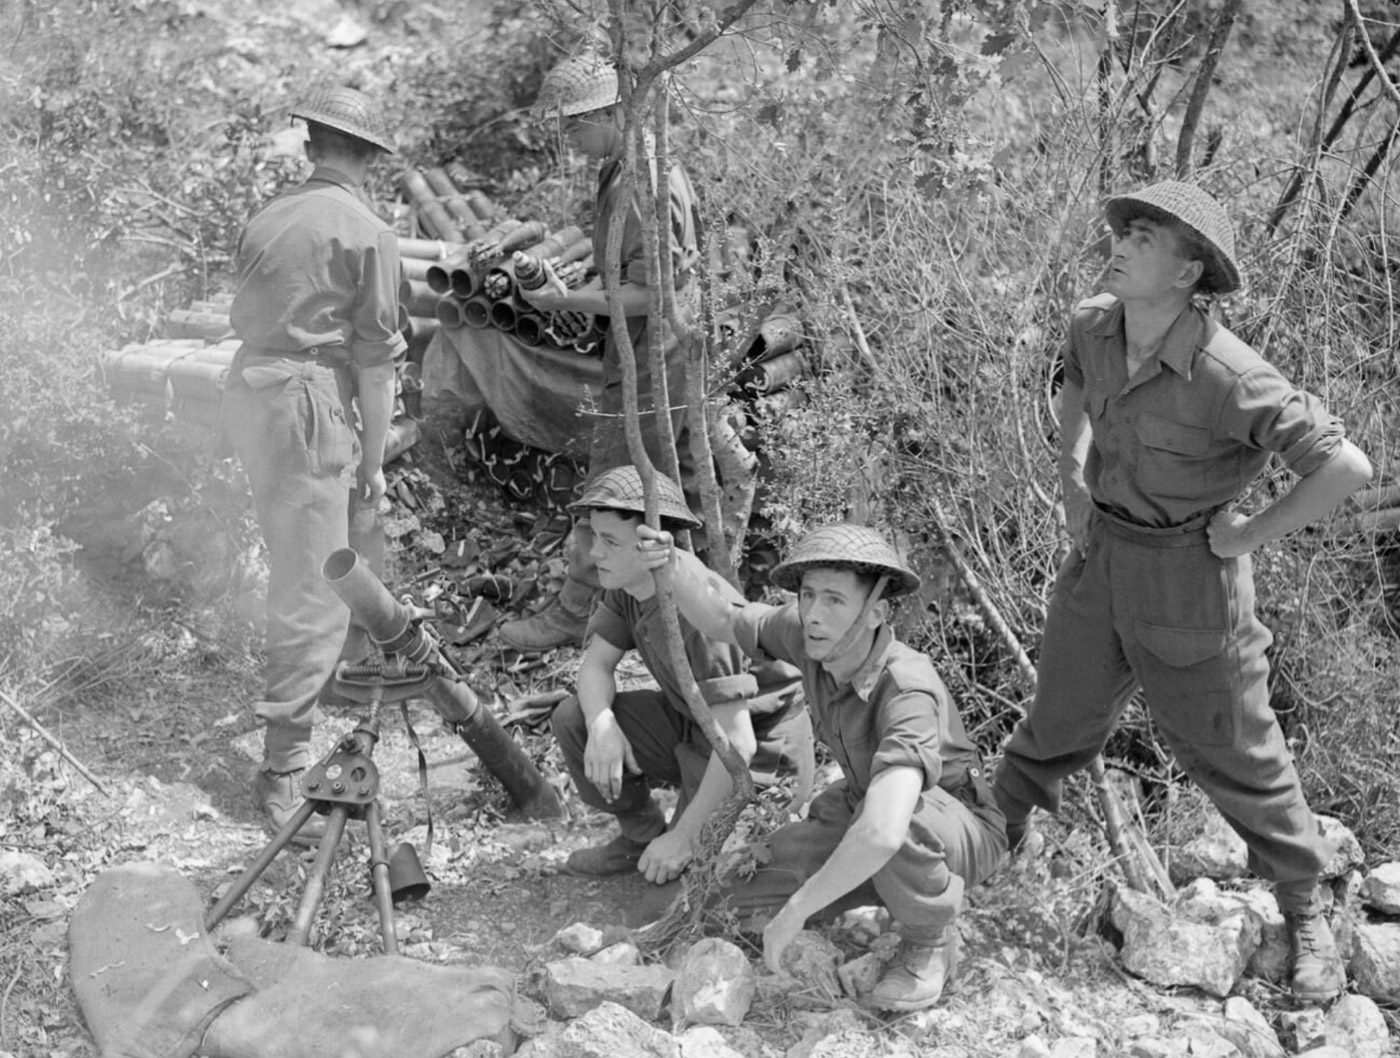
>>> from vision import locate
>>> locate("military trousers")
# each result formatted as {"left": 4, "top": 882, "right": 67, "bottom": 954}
{"left": 224, "top": 353, "right": 381, "bottom": 773}
{"left": 718, "top": 777, "right": 1007, "bottom": 943}
{"left": 994, "top": 507, "right": 1327, "bottom": 912}
{"left": 551, "top": 691, "right": 812, "bottom": 844}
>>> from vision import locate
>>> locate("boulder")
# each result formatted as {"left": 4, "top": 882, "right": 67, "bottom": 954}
{"left": 1277, "top": 1009, "right": 1327, "bottom": 1054}
{"left": 1233, "top": 889, "right": 1288, "bottom": 983}
{"left": 836, "top": 953, "right": 882, "bottom": 998}
{"left": 1321, "top": 993, "right": 1390, "bottom": 1058}
{"left": 1016, "top": 1036, "right": 1051, "bottom": 1058}
{"left": 776, "top": 930, "right": 843, "bottom": 1004}
{"left": 1047, "top": 1039, "right": 1097, "bottom": 1057}
{"left": 671, "top": 938, "right": 755, "bottom": 1028}
{"left": 1172, "top": 810, "right": 1248, "bottom": 882}
{"left": 1128, "top": 1041, "right": 1185, "bottom": 1058}
{"left": 555, "top": 923, "right": 607, "bottom": 956}
{"left": 542, "top": 957, "right": 675, "bottom": 1021}
{"left": 1216, "top": 995, "right": 1284, "bottom": 1058}
{"left": 1360, "top": 862, "right": 1400, "bottom": 915}
{"left": 517, "top": 1001, "right": 680, "bottom": 1058}
{"left": 1349, "top": 920, "right": 1400, "bottom": 1003}
{"left": 0, "top": 851, "right": 53, "bottom": 896}
{"left": 1110, "top": 882, "right": 1261, "bottom": 997}
{"left": 1315, "top": 816, "right": 1364, "bottom": 879}
{"left": 676, "top": 1026, "right": 747, "bottom": 1058}
{"left": 592, "top": 942, "right": 640, "bottom": 966}
{"left": 1178, "top": 1023, "right": 1242, "bottom": 1058}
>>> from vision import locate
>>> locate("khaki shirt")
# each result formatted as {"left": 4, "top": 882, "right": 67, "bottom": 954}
{"left": 1064, "top": 295, "right": 1344, "bottom": 528}
{"left": 232, "top": 165, "right": 405, "bottom": 369}
{"left": 733, "top": 602, "right": 981, "bottom": 805}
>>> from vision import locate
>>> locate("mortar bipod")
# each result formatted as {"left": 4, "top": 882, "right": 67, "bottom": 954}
{"left": 203, "top": 662, "right": 433, "bottom": 954}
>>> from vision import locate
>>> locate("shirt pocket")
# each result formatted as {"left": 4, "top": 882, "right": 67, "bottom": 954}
{"left": 1134, "top": 412, "right": 1212, "bottom": 503}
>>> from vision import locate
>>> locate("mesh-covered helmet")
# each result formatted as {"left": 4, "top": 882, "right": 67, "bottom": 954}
{"left": 533, "top": 55, "right": 620, "bottom": 120}
{"left": 1104, "top": 181, "right": 1240, "bottom": 295}
{"left": 291, "top": 86, "right": 395, "bottom": 155}
{"left": 570, "top": 465, "right": 701, "bottom": 529}
{"left": 770, "top": 524, "right": 921, "bottom": 599}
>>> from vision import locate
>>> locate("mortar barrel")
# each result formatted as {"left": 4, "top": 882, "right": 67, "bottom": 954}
{"left": 400, "top": 278, "right": 440, "bottom": 317}
{"left": 423, "top": 168, "right": 489, "bottom": 241}
{"left": 742, "top": 350, "right": 810, "bottom": 393}
{"left": 463, "top": 189, "right": 497, "bottom": 221}
{"left": 401, "top": 258, "right": 432, "bottom": 282}
{"left": 462, "top": 296, "right": 492, "bottom": 330}
{"left": 168, "top": 358, "right": 229, "bottom": 404}
{"left": 490, "top": 295, "right": 524, "bottom": 332}
{"left": 434, "top": 296, "right": 466, "bottom": 331}
{"left": 426, "top": 250, "right": 471, "bottom": 295}
{"left": 449, "top": 261, "right": 481, "bottom": 300}
{"left": 514, "top": 313, "right": 547, "bottom": 347}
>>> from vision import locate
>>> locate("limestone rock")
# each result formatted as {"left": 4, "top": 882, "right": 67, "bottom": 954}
{"left": 1350, "top": 920, "right": 1400, "bottom": 1003}
{"left": 1226, "top": 888, "right": 1289, "bottom": 984}
{"left": 542, "top": 957, "right": 675, "bottom": 1021}
{"left": 671, "top": 938, "right": 755, "bottom": 1028}
{"left": 1172, "top": 809, "right": 1248, "bottom": 882}
{"left": 1128, "top": 1041, "right": 1185, "bottom": 1058}
{"left": 833, "top": 907, "right": 889, "bottom": 947}
{"left": 1017, "top": 1036, "right": 1051, "bottom": 1058}
{"left": 1121, "top": 1014, "right": 1160, "bottom": 1038}
{"left": 784, "top": 1011, "right": 866, "bottom": 1058}
{"left": 593, "top": 942, "right": 640, "bottom": 966}
{"left": 555, "top": 922, "right": 607, "bottom": 956}
{"left": 836, "top": 952, "right": 882, "bottom": 998}
{"left": 518, "top": 1001, "right": 680, "bottom": 1058}
{"left": 776, "top": 930, "right": 843, "bottom": 1003}
{"left": 1178, "top": 1022, "right": 1241, "bottom": 1058}
{"left": 1047, "top": 1039, "right": 1097, "bottom": 1057}
{"left": 1110, "top": 882, "right": 1261, "bottom": 997}
{"left": 1278, "top": 1008, "right": 1327, "bottom": 1054}
{"left": 677, "top": 1025, "right": 769, "bottom": 1058}
{"left": 0, "top": 851, "right": 53, "bottom": 896}
{"left": 1315, "top": 816, "right": 1364, "bottom": 879}
{"left": 1321, "top": 994, "right": 1390, "bottom": 1058}
{"left": 1360, "top": 861, "right": 1400, "bottom": 915}
{"left": 1293, "top": 1049, "right": 1356, "bottom": 1058}
{"left": 1215, "top": 995, "right": 1284, "bottom": 1058}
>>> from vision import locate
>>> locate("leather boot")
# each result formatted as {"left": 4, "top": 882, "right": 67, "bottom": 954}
{"left": 1285, "top": 910, "right": 1346, "bottom": 1003}
{"left": 252, "top": 767, "right": 327, "bottom": 847}
{"left": 499, "top": 601, "right": 589, "bottom": 652}
{"left": 564, "top": 833, "right": 649, "bottom": 877}
{"left": 869, "top": 926, "right": 962, "bottom": 1012}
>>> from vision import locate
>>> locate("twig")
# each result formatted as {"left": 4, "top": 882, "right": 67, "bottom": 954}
{"left": 837, "top": 283, "right": 878, "bottom": 370}
{"left": 117, "top": 262, "right": 184, "bottom": 303}
{"left": 1346, "top": 0, "right": 1400, "bottom": 107}
{"left": 0, "top": 689, "right": 111, "bottom": 797}
{"left": 0, "top": 960, "right": 22, "bottom": 1045}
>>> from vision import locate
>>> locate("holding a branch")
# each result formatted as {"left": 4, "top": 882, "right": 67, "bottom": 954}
{"left": 638, "top": 523, "right": 1006, "bottom": 1012}
{"left": 552, "top": 466, "right": 812, "bottom": 884}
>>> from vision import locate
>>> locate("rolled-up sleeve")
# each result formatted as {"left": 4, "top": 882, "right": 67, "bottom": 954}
{"left": 1222, "top": 366, "right": 1345, "bottom": 477}
{"left": 733, "top": 601, "right": 803, "bottom": 668}
{"left": 870, "top": 689, "right": 944, "bottom": 792}
{"left": 348, "top": 228, "right": 407, "bottom": 367}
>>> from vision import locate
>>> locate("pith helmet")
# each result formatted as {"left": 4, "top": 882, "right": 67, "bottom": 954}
{"left": 291, "top": 86, "right": 395, "bottom": 155}
{"left": 770, "top": 524, "right": 921, "bottom": 599}
{"left": 1104, "top": 181, "right": 1241, "bottom": 295}
{"left": 570, "top": 465, "right": 701, "bottom": 529}
{"left": 534, "top": 54, "right": 620, "bottom": 120}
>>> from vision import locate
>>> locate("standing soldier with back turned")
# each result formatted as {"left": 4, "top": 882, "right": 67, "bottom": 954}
{"left": 223, "top": 87, "right": 403, "bottom": 844}
{"left": 990, "top": 182, "right": 1372, "bottom": 1003}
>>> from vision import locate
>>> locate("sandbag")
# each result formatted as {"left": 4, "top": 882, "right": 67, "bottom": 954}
{"left": 201, "top": 934, "right": 516, "bottom": 1058}
{"left": 69, "top": 862, "right": 253, "bottom": 1058}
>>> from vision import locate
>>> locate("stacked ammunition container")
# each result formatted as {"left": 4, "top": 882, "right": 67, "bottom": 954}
{"left": 400, "top": 166, "right": 604, "bottom": 356}
{"left": 99, "top": 287, "right": 420, "bottom": 461}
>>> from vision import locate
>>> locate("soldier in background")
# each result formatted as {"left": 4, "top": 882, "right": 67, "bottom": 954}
{"left": 223, "top": 86, "right": 402, "bottom": 843}
{"left": 500, "top": 55, "right": 701, "bottom": 652}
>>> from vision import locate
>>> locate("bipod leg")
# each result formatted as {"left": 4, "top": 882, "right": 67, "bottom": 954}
{"left": 364, "top": 800, "right": 399, "bottom": 955}
{"left": 286, "top": 803, "right": 351, "bottom": 947}
{"left": 204, "top": 799, "right": 320, "bottom": 932}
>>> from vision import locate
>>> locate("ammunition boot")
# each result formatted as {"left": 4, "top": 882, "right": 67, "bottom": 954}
{"left": 565, "top": 834, "right": 649, "bottom": 877}
{"left": 499, "top": 602, "right": 589, "bottom": 653}
{"left": 869, "top": 926, "right": 962, "bottom": 1012}
{"left": 253, "top": 767, "right": 327, "bottom": 847}
{"left": 1285, "top": 911, "right": 1346, "bottom": 1004}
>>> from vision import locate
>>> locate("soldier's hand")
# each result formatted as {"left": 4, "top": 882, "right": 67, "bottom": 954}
{"left": 637, "top": 830, "right": 693, "bottom": 885}
{"left": 519, "top": 259, "right": 571, "bottom": 311}
{"left": 359, "top": 464, "right": 387, "bottom": 506}
{"left": 1061, "top": 477, "right": 1093, "bottom": 554}
{"left": 634, "top": 525, "right": 674, "bottom": 570}
{"left": 583, "top": 710, "right": 639, "bottom": 802}
{"left": 762, "top": 901, "right": 808, "bottom": 975}
{"left": 1207, "top": 509, "right": 1256, "bottom": 558}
